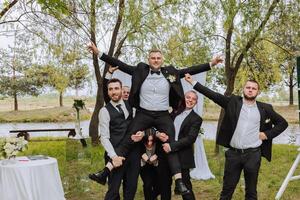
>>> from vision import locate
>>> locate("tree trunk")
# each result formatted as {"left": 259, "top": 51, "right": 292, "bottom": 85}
{"left": 59, "top": 91, "right": 63, "bottom": 107}
{"left": 13, "top": 91, "right": 18, "bottom": 111}
{"left": 88, "top": 0, "right": 125, "bottom": 145}
{"left": 0, "top": 0, "right": 19, "bottom": 20}
{"left": 88, "top": 0, "right": 102, "bottom": 145}
{"left": 289, "top": 68, "right": 294, "bottom": 105}
{"left": 289, "top": 86, "right": 293, "bottom": 105}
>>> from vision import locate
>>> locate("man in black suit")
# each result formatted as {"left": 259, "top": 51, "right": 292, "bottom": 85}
{"left": 162, "top": 90, "right": 202, "bottom": 200}
{"left": 185, "top": 74, "right": 288, "bottom": 200}
{"left": 88, "top": 43, "right": 222, "bottom": 194}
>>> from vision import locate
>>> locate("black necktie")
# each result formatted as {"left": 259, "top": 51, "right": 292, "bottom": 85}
{"left": 150, "top": 70, "right": 160, "bottom": 75}
{"left": 116, "top": 104, "right": 125, "bottom": 119}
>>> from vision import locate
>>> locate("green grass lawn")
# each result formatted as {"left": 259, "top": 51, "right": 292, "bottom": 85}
{"left": 17, "top": 138, "right": 300, "bottom": 200}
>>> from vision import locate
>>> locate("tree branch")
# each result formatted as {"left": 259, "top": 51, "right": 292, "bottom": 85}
{"left": 0, "top": 0, "right": 19, "bottom": 20}
{"left": 233, "top": 0, "right": 280, "bottom": 75}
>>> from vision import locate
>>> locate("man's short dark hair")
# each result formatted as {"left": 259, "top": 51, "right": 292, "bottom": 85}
{"left": 107, "top": 78, "right": 122, "bottom": 87}
{"left": 246, "top": 79, "right": 260, "bottom": 90}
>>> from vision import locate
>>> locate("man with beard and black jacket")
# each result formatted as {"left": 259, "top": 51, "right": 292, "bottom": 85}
{"left": 185, "top": 73, "right": 288, "bottom": 200}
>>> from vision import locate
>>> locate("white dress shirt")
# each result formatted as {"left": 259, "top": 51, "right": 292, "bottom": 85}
{"left": 174, "top": 109, "right": 193, "bottom": 141}
{"left": 230, "top": 100, "right": 262, "bottom": 149}
{"left": 139, "top": 71, "right": 170, "bottom": 111}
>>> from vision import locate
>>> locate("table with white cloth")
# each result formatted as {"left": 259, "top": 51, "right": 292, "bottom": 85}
{"left": 0, "top": 156, "right": 65, "bottom": 200}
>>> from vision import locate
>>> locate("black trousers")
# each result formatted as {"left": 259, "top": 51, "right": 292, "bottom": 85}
{"left": 181, "top": 168, "right": 195, "bottom": 200}
{"left": 104, "top": 145, "right": 141, "bottom": 200}
{"left": 156, "top": 145, "right": 172, "bottom": 200}
{"left": 116, "top": 109, "right": 181, "bottom": 175}
{"left": 220, "top": 148, "right": 261, "bottom": 200}
{"left": 140, "top": 164, "right": 160, "bottom": 200}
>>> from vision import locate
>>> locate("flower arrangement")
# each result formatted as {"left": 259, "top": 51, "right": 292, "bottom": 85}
{"left": 0, "top": 136, "right": 28, "bottom": 159}
{"left": 73, "top": 98, "right": 86, "bottom": 115}
{"left": 72, "top": 98, "right": 86, "bottom": 138}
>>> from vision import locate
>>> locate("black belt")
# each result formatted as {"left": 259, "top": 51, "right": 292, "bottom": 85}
{"left": 229, "top": 146, "right": 260, "bottom": 153}
{"left": 139, "top": 108, "right": 169, "bottom": 114}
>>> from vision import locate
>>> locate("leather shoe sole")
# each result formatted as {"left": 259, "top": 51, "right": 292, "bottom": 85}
{"left": 88, "top": 173, "right": 106, "bottom": 185}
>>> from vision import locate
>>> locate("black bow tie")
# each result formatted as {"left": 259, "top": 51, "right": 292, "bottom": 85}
{"left": 150, "top": 70, "right": 160, "bottom": 75}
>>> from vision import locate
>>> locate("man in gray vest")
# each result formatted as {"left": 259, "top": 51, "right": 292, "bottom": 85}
{"left": 90, "top": 78, "right": 139, "bottom": 200}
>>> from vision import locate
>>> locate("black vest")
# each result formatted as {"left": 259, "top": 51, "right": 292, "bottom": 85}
{"left": 105, "top": 101, "right": 132, "bottom": 148}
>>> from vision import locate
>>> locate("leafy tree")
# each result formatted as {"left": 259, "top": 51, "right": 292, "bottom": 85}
{"left": 68, "top": 62, "right": 90, "bottom": 97}
{"left": 0, "top": 32, "right": 41, "bottom": 110}
{"left": 190, "top": 0, "right": 282, "bottom": 152}
{"left": 267, "top": 1, "right": 300, "bottom": 105}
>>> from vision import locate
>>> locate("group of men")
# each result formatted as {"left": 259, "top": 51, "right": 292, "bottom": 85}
{"left": 87, "top": 42, "right": 288, "bottom": 200}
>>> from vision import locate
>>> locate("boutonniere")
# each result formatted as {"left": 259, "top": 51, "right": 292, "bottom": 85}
{"left": 166, "top": 74, "right": 176, "bottom": 83}
{"left": 199, "top": 127, "right": 205, "bottom": 136}
{"left": 265, "top": 118, "right": 271, "bottom": 123}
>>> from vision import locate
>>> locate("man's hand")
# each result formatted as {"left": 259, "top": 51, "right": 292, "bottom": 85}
{"left": 87, "top": 42, "right": 99, "bottom": 55}
{"left": 141, "top": 153, "right": 149, "bottom": 162}
{"left": 156, "top": 132, "right": 169, "bottom": 142}
{"left": 184, "top": 73, "right": 193, "bottom": 85}
{"left": 131, "top": 131, "right": 144, "bottom": 142}
{"left": 259, "top": 132, "right": 268, "bottom": 140}
{"left": 162, "top": 143, "right": 171, "bottom": 153}
{"left": 210, "top": 55, "right": 223, "bottom": 67}
{"left": 108, "top": 65, "right": 119, "bottom": 74}
{"left": 112, "top": 156, "right": 125, "bottom": 168}
{"left": 149, "top": 154, "right": 158, "bottom": 163}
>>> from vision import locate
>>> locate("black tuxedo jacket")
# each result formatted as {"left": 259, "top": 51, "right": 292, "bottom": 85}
{"left": 193, "top": 82, "right": 288, "bottom": 161}
{"left": 100, "top": 53, "right": 211, "bottom": 110}
{"left": 169, "top": 110, "right": 202, "bottom": 169}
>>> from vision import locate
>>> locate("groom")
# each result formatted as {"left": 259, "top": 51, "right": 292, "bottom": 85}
{"left": 88, "top": 43, "right": 222, "bottom": 194}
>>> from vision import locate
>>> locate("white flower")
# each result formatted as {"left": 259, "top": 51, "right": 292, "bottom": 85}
{"left": 0, "top": 136, "right": 28, "bottom": 159}
{"left": 265, "top": 118, "right": 271, "bottom": 123}
{"left": 199, "top": 127, "right": 205, "bottom": 136}
{"left": 167, "top": 75, "right": 176, "bottom": 83}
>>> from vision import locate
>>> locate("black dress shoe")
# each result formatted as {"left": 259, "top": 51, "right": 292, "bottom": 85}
{"left": 88, "top": 170, "right": 108, "bottom": 185}
{"left": 174, "top": 179, "right": 190, "bottom": 195}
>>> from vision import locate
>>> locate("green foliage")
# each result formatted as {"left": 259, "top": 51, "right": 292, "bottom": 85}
{"left": 37, "top": 0, "right": 71, "bottom": 18}
{"left": 234, "top": 40, "right": 283, "bottom": 92}
{"left": 164, "top": 25, "right": 210, "bottom": 67}
{"left": 68, "top": 64, "right": 90, "bottom": 91}
{"left": 0, "top": 33, "right": 43, "bottom": 100}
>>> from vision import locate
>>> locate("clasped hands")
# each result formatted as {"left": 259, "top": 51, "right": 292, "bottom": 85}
{"left": 131, "top": 130, "right": 169, "bottom": 142}
{"left": 142, "top": 153, "right": 158, "bottom": 164}
{"left": 111, "top": 156, "right": 125, "bottom": 168}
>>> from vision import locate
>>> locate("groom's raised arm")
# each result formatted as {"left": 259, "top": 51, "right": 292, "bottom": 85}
{"left": 88, "top": 42, "right": 135, "bottom": 75}
{"left": 100, "top": 53, "right": 135, "bottom": 75}
{"left": 178, "top": 63, "right": 211, "bottom": 78}
{"left": 178, "top": 55, "right": 223, "bottom": 78}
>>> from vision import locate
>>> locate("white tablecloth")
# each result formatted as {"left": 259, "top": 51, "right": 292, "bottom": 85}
{"left": 190, "top": 135, "right": 215, "bottom": 180}
{"left": 0, "top": 156, "right": 65, "bottom": 200}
